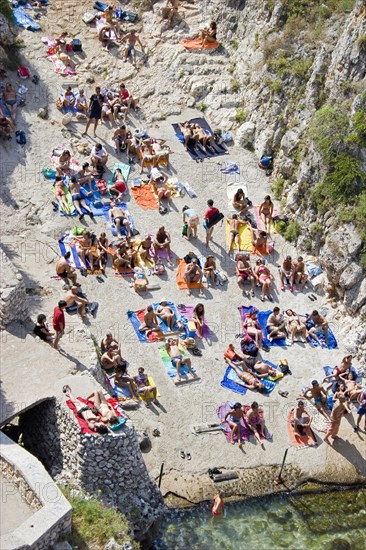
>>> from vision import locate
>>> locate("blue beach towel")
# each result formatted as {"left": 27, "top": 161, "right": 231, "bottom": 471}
{"left": 221, "top": 362, "right": 276, "bottom": 395}
{"left": 13, "top": 6, "right": 41, "bottom": 30}
{"left": 127, "top": 301, "right": 180, "bottom": 343}
{"left": 172, "top": 118, "right": 228, "bottom": 161}
{"left": 220, "top": 161, "right": 240, "bottom": 174}
{"left": 106, "top": 375, "right": 131, "bottom": 398}
{"left": 257, "top": 310, "right": 287, "bottom": 347}
{"left": 306, "top": 316, "right": 338, "bottom": 349}
{"left": 58, "top": 235, "right": 83, "bottom": 269}
{"left": 103, "top": 203, "right": 135, "bottom": 236}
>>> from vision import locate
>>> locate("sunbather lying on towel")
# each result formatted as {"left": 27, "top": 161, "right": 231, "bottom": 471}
{"left": 242, "top": 311, "right": 264, "bottom": 350}
{"left": 227, "top": 214, "right": 246, "bottom": 255}
{"left": 232, "top": 188, "right": 249, "bottom": 217}
{"left": 150, "top": 168, "right": 172, "bottom": 212}
{"left": 339, "top": 371, "right": 362, "bottom": 401}
{"left": 109, "top": 202, "right": 131, "bottom": 237}
{"left": 3, "top": 83, "right": 17, "bottom": 123}
{"left": 222, "top": 402, "right": 244, "bottom": 447}
{"left": 166, "top": 337, "right": 197, "bottom": 382}
{"left": 64, "top": 385, "right": 113, "bottom": 433}
{"left": 69, "top": 177, "right": 94, "bottom": 221}
{"left": 156, "top": 299, "right": 176, "bottom": 331}
{"left": 53, "top": 176, "right": 70, "bottom": 214}
{"left": 285, "top": 309, "right": 308, "bottom": 344}
{"left": 226, "top": 359, "right": 265, "bottom": 392}
{"left": 224, "top": 345, "right": 277, "bottom": 378}
{"left": 134, "top": 367, "right": 160, "bottom": 406}
{"left": 56, "top": 251, "right": 78, "bottom": 287}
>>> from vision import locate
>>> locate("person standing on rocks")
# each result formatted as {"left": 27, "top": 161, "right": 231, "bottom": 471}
{"left": 324, "top": 394, "right": 348, "bottom": 444}
{"left": 83, "top": 87, "right": 104, "bottom": 138}
{"left": 53, "top": 300, "right": 67, "bottom": 350}
{"left": 123, "top": 29, "right": 145, "bottom": 68}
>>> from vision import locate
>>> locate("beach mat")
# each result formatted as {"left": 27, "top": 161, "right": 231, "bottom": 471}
{"left": 172, "top": 117, "right": 228, "bottom": 161}
{"left": 102, "top": 203, "right": 135, "bottom": 236}
{"left": 287, "top": 409, "right": 317, "bottom": 449}
{"left": 47, "top": 53, "right": 77, "bottom": 75}
{"left": 180, "top": 37, "right": 219, "bottom": 51}
{"left": 217, "top": 402, "right": 251, "bottom": 444}
{"left": 58, "top": 235, "right": 83, "bottom": 268}
{"left": 127, "top": 301, "right": 180, "bottom": 343}
{"left": 226, "top": 219, "right": 253, "bottom": 252}
{"left": 107, "top": 373, "right": 159, "bottom": 401}
{"left": 108, "top": 161, "right": 131, "bottom": 187}
{"left": 238, "top": 306, "right": 286, "bottom": 347}
{"left": 131, "top": 184, "right": 159, "bottom": 210}
{"left": 306, "top": 316, "right": 337, "bottom": 349}
{"left": 176, "top": 258, "right": 204, "bottom": 290}
{"left": 157, "top": 344, "right": 197, "bottom": 380}
{"left": 177, "top": 304, "right": 210, "bottom": 337}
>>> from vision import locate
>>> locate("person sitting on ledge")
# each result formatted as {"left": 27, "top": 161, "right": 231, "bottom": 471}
{"left": 292, "top": 400, "right": 313, "bottom": 437}
{"left": 101, "top": 346, "right": 123, "bottom": 371}
{"left": 56, "top": 251, "right": 78, "bottom": 288}
{"left": 222, "top": 401, "right": 243, "bottom": 447}
{"left": 100, "top": 331, "right": 120, "bottom": 354}
{"left": 134, "top": 367, "right": 160, "bottom": 407}
{"left": 33, "top": 313, "right": 54, "bottom": 342}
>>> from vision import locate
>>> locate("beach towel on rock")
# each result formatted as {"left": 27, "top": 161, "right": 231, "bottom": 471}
{"left": 66, "top": 396, "right": 125, "bottom": 434}
{"left": 221, "top": 362, "right": 276, "bottom": 395}
{"left": 180, "top": 37, "right": 219, "bottom": 50}
{"left": 305, "top": 315, "right": 337, "bottom": 349}
{"left": 287, "top": 409, "right": 317, "bottom": 449}
{"left": 253, "top": 205, "right": 278, "bottom": 234}
{"left": 226, "top": 219, "right": 253, "bottom": 252}
{"left": 172, "top": 117, "right": 227, "bottom": 161}
{"left": 13, "top": 6, "right": 41, "bottom": 30}
{"left": 102, "top": 203, "right": 135, "bottom": 236}
{"left": 131, "top": 184, "right": 159, "bottom": 210}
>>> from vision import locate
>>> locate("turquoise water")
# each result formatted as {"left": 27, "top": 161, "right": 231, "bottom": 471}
{"left": 152, "top": 488, "right": 366, "bottom": 549}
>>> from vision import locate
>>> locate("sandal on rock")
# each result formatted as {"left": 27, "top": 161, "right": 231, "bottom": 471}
{"left": 62, "top": 385, "right": 71, "bottom": 394}
{"left": 279, "top": 391, "right": 289, "bottom": 398}
{"left": 192, "top": 348, "right": 202, "bottom": 356}
{"left": 180, "top": 450, "right": 186, "bottom": 459}
{"left": 152, "top": 428, "right": 160, "bottom": 437}
{"left": 186, "top": 451, "right": 191, "bottom": 460}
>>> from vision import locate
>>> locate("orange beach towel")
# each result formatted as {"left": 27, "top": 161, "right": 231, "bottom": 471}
{"left": 180, "top": 38, "right": 219, "bottom": 50}
{"left": 287, "top": 410, "right": 317, "bottom": 449}
{"left": 131, "top": 185, "right": 159, "bottom": 210}
{"left": 176, "top": 258, "right": 204, "bottom": 290}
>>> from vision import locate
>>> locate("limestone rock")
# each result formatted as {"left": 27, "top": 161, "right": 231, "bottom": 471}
{"left": 339, "top": 263, "right": 363, "bottom": 291}
{"left": 236, "top": 121, "right": 256, "bottom": 146}
{"left": 37, "top": 107, "right": 48, "bottom": 120}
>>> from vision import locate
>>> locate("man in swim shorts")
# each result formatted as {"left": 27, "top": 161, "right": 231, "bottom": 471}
{"left": 138, "top": 305, "right": 160, "bottom": 335}
{"left": 184, "top": 258, "right": 204, "bottom": 297}
{"left": 166, "top": 337, "right": 197, "bottom": 382}
{"left": 56, "top": 251, "right": 78, "bottom": 287}
{"left": 302, "top": 380, "right": 331, "bottom": 421}
{"left": 134, "top": 367, "right": 160, "bottom": 406}
{"left": 109, "top": 202, "right": 131, "bottom": 237}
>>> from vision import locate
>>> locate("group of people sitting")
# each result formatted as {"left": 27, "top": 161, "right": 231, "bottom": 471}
{"left": 223, "top": 401, "right": 269, "bottom": 448}
{"left": 179, "top": 121, "right": 214, "bottom": 151}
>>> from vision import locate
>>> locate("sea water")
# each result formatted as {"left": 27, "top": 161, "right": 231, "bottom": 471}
{"left": 152, "top": 488, "right": 366, "bottom": 549}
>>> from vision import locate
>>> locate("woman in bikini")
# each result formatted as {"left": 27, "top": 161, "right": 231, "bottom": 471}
{"left": 255, "top": 259, "right": 273, "bottom": 302}
{"left": 192, "top": 303, "right": 205, "bottom": 339}
{"left": 339, "top": 371, "right": 362, "bottom": 401}
{"left": 223, "top": 402, "right": 243, "bottom": 447}
{"left": 244, "top": 402, "right": 268, "bottom": 444}
{"left": 140, "top": 142, "right": 156, "bottom": 173}
{"left": 232, "top": 188, "right": 249, "bottom": 217}
{"left": 259, "top": 195, "right": 274, "bottom": 236}
{"left": 53, "top": 177, "right": 70, "bottom": 214}
{"left": 201, "top": 21, "right": 217, "bottom": 48}
{"left": 3, "top": 83, "right": 17, "bottom": 123}
{"left": 285, "top": 309, "right": 308, "bottom": 344}
{"left": 62, "top": 86, "right": 75, "bottom": 109}
{"left": 56, "top": 149, "right": 71, "bottom": 176}
{"left": 242, "top": 312, "right": 264, "bottom": 349}
{"left": 203, "top": 255, "right": 217, "bottom": 287}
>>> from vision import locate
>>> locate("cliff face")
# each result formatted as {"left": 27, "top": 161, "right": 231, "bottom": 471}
{"left": 0, "top": 6, "right": 17, "bottom": 72}
{"left": 140, "top": 0, "right": 366, "bottom": 344}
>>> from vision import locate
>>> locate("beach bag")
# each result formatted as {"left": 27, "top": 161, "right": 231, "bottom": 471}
{"left": 206, "top": 210, "right": 224, "bottom": 229}
{"left": 215, "top": 270, "right": 227, "bottom": 284}
{"left": 222, "top": 131, "right": 233, "bottom": 143}
{"left": 154, "top": 262, "right": 165, "bottom": 276}
{"left": 17, "top": 66, "right": 30, "bottom": 79}
{"left": 182, "top": 223, "right": 188, "bottom": 237}
{"left": 278, "top": 360, "right": 291, "bottom": 376}
{"left": 42, "top": 168, "right": 56, "bottom": 179}
{"left": 72, "top": 39, "right": 82, "bottom": 52}
{"left": 15, "top": 131, "right": 26, "bottom": 145}
{"left": 96, "top": 179, "right": 107, "bottom": 195}
{"left": 240, "top": 337, "right": 258, "bottom": 357}
{"left": 72, "top": 226, "right": 86, "bottom": 236}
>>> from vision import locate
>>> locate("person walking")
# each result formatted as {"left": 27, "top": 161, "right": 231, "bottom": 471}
{"left": 53, "top": 300, "right": 67, "bottom": 350}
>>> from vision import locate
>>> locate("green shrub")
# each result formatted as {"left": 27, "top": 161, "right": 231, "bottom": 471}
{"left": 231, "top": 38, "right": 239, "bottom": 50}
{"left": 228, "top": 64, "right": 236, "bottom": 75}
{"left": 272, "top": 178, "right": 285, "bottom": 200}
{"left": 291, "top": 57, "right": 314, "bottom": 80}
{"left": 357, "top": 35, "right": 366, "bottom": 51}
{"left": 348, "top": 109, "right": 366, "bottom": 147}
{"left": 283, "top": 220, "right": 302, "bottom": 242}
{"left": 0, "top": 0, "right": 13, "bottom": 21}
{"left": 231, "top": 78, "right": 240, "bottom": 93}
{"left": 62, "top": 488, "right": 138, "bottom": 550}
{"left": 197, "top": 101, "right": 207, "bottom": 112}
{"left": 235, "top": 106, "right": 246, "bottom": 124}
{"left": 308, "top": 103, "right": 349, "bottom": 161}
{"left": 273, "top": 219, "right": 288, "bottom": 234}
{"left": 268, "top": 54, "right": 291, "bottom": 77}
{"left": 178, "top": 70, "right": 185, "bottom": 79}
{"left": 310, "top": 222, "right": 322, "bottom": 237}
{"left": 270, "top": 79, "right": 283, "bottom": 94}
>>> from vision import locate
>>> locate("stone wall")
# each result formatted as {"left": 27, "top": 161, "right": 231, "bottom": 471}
{"left": 19, "top": 398, "right": 164, "bottom": 539}
{"left": 0, "top": 432, "right": 72, "bottom": 550}
{"left": 0, "top": 246, "right": 29, "bottom": 329}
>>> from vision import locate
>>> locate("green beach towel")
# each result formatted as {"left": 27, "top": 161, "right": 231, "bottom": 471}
{"left": 108, "top": 162, "right": 131, "bottom": 187}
